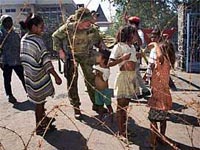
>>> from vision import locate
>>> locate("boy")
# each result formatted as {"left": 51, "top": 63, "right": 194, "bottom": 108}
{"left": 93, "top": 49, "right": 113, "bottom": 122}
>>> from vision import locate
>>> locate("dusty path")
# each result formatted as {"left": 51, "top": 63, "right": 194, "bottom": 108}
{"left": 0, "top": 62, "right": 199, "bottom": 150}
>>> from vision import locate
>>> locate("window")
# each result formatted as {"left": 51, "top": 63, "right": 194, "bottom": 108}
{"left": 11, "top": 9, "right": 16, "bottom": 12}
{"left": 5, "top": 9, "right": 10, "bottom": 13}
{"left": 38, "top": 7, "right": 60, "bottom": 12}
{"left": 0, "top": 9, "right": 2, "bottom": 14}
{"left": 20, "top": 8, "right": 31, "bottom": 12}
{"left": 5, "top": 8, "right": 16, "bottom": 13}
{"left": 50, "top": 7, "right": 60, "bottom": 11}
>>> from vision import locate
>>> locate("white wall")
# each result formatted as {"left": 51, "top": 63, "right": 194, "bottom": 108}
{"left": 0, "top": 0, "right": 73, "bottom": 5}
{"left": 35, "top": 0, "right": 73, "bottom": 4}
{"left": 0, "top": 4, "right": 35, "bottom": 25}
{"left": 0, "top": 0, "right": 36, "bottom": 5}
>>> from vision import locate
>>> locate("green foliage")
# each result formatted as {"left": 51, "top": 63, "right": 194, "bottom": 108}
{"left": 104, "top": 0, "right": 196, "bottom": 33}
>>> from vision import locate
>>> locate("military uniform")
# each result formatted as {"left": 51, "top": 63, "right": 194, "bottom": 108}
{"left": 52, "top": 8, "right": 102, "bottom": 109}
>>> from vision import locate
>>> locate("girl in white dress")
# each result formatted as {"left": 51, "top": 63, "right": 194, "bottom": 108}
{"left": 108, "top": 25, "right": 138, "bottom": 139}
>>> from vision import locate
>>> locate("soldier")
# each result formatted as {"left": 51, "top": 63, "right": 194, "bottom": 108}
{"left": 52, "top": 8, "right": 105, "bottom": 119}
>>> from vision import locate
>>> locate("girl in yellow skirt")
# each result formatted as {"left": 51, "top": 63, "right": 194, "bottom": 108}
{"left": 108, "top": 25, "right": 138, "bottom": 139}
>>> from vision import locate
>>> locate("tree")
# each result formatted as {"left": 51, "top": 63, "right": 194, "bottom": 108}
{"left": 104, "top": 0, "right": 199, "bottom": 35}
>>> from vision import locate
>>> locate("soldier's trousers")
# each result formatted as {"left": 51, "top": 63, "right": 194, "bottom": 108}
{"left": 64, "top": 53, "right": 95, "bottom": 107}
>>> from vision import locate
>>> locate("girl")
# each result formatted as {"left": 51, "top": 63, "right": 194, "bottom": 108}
{"left": 20, "top": 13, "right": 62, "bottom": 135}
{"left": 147, "top": 40, "right": 175, "bottom": 148}
{"left": 145, "top": 27, "right": 162, "bottom": 84}
{"left": 108, "top": 25, "right": 138, "bottom": 139}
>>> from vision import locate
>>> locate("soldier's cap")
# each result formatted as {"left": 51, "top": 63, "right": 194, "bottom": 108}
{"left": 128, "top": 16, "right": 140, "bottom": 24}
{"left": 91, "top": 10, "right": 100, "bottom": 17}
{"left": 75, "top": 7, "right": 93, "bottom": 22}
{"left": 98, "top": 49, "right": 111, "bottom": 60}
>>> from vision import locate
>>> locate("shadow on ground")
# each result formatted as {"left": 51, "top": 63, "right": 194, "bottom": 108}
{"left": 171, "top": 74, "right": 200, "bottom": 91}
{"left": 168, "top": 112, "right": 200, "bottom": 127}
{"left": 127, "top": 118, "right": 200, "bottom": 150}
{"left": 172, "top": 102, "right": 188, "bottom": 112}
{"left": 44, "top": 129, "right": 88, "bottom": 150}
{"left": 80, "top": 114, "right": 118, "bottom": 136}
{"left": 80, "top": 115, "right": 199, "bottom": 150}
{"left": 13, "top": 100, "right": 35, "bottom": 111}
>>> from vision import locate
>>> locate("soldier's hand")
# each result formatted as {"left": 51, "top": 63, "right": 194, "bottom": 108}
{"left": 59, "top": 49, "right": 66, "bottom": 62}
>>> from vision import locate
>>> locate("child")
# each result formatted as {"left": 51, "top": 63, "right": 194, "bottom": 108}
{"left": 93, "top": 49, "right": 113, "bottom": 122}
{"left": 108, "top": 25, "right": 138, "bottom": 139}
{"left": 20, "top": 13, "right": 62, "bottom": 135}
{"left": 147, "top": 40, "right": 175, "bottom": 148}
{"left": 145, "top": 27, "right": 162, "bottom": 84}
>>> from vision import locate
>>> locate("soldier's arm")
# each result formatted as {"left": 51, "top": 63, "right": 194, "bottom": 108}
{"left": 52, "top": 24, "right": 68, "bottom": 60}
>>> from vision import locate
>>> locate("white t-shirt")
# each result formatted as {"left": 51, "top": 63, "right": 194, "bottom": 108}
{"left": 138, "top": 29, "right": 145, "bottom": 48}
{"left": 110, "top": 42, "right": 137, "bottom": 67}
{"left": 93, "top": 65, "right": 110, "bottom": 81}
{"left": 146, "top": 47, "right": 157, "bottom": 80}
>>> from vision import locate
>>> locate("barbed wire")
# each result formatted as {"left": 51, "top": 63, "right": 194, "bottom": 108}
{"left": 0, "top": 0, "right": 199, "bottom": 149}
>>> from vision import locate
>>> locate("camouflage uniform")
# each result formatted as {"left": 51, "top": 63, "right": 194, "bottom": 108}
{"left": 52, "top": 8, "right": 102, "bottom": 108}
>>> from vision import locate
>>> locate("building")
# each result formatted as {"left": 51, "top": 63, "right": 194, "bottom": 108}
{"left": 177, "top": 2, "right": 200, "bottom": 73}
{"left": 0, "top": 0, "right": 76, "bottom": 51}
{"left": 0, "top": 0, "right": 76, "bottom": 29}
{"left": 96, "top": 4, "right": 111, "bottom": 28}
{"left": 76, "top": 4, "right": 112, "bottom": 29}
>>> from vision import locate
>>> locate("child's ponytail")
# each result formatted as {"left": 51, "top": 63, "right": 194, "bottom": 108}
{"left": 19, "top": 13, "right": 43, "bottom": 31}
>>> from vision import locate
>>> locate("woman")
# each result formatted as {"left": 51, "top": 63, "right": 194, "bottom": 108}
{"left": 20, "top": 13, "right": 62, "bottom": 135}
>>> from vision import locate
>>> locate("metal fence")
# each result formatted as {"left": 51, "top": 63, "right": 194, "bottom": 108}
{"left": 186, "top": 13, "right": 200, "bottom": 73}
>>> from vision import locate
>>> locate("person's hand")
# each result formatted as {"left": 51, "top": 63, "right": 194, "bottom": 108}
{"left": 55, "top": 76, "right": 62, "bottom": 85}
{"left": 147, "top": 42, "right": 158, "bottom": 50}
{"left": 150, "top": 63, "right": 155, "bottom": 70}
{"left": 121, "top": 53, "right": 131, "bottom": 61}
{"left": 59, "top": 49, "right": 66, "bottom": 62}
{"left": 136, "top": 52, "right": 142, "bottom": 59}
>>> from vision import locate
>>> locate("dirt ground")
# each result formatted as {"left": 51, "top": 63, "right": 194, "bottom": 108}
{"left": 0, "top": 62, "right": 200, "bottom": 150}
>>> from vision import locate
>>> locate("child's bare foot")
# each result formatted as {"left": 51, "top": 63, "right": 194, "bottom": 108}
{"left": 118, "top": 134, "right": 129, "bottom": 144}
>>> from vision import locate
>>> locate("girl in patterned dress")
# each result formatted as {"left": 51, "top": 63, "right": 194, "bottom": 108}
{"left": 147, "top": 40, "right": 175, "bottom": 147}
